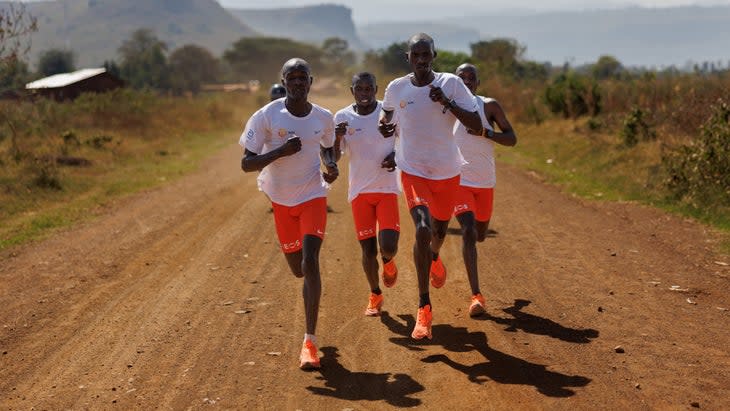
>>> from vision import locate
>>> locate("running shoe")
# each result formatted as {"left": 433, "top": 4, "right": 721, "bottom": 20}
{"left": 299, "top": 340, "right": 320, "bottom": 370}
{"left": 411, "top": 304, "right": 433, "bottom": 340}
{"left": 429, "top": 256, "right": 447, "bottom": 288}
{"left": 469, "top": 293, "right": 486, "bottom": 317}
{"left": 382, "top": 259, "right": 398, "bottom": 288}
{"left": 365, "top": 292, "right": 384, "bottom": 316}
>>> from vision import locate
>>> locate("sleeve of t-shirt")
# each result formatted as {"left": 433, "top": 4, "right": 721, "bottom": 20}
{"left": 450, "top": 76, "right": 478, "bottom": 112}
{"left": 320, "top": 111, "right": 335, "bottom": 149}
{"left": 381, "top": 80, "right": 396, "bottom": 111}
{"left": 240, "top": 109, "right": 268, "bottom": 154}
{"left": 333, "top": 110, "right": 348, "bottom": 153}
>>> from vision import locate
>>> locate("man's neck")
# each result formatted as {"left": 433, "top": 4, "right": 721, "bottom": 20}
{"left": 354, "top": 102, "right": 377, "bottom": 116}
{"left": 285, "top": 97, "right": 312, "bottom": 117}
{"left": 410, "top": 71, "right": 435, "bottom": 87}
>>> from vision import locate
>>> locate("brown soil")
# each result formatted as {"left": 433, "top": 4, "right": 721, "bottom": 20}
{"left": 1, "top": 95, "right": 728, "bottom": 410}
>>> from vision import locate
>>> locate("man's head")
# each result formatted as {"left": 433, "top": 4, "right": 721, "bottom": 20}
{"left": 455, "top": 63, "right": 479, "bottom": 94}
{"left": 350, "top": 72, "right": 377, "bottom": 109}
{"left": 406, "top": 33, "right": 437, "bottom": 77}
{"left": 280, "top": 58, "right": 313, "bottom": 101}
{"left": 269, "top": 83, "right": 286, "bottom": 101}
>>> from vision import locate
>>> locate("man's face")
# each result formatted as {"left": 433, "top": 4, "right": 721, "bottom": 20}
{"left": 350, "top": 78, "right": 377, "bottom": 108}
{"left": 456, "top": 67, "right": 479, "bottom": 94}
{"left": 407, "top": 41, "right": 435, "bottom": 77}
{"left": 282, "top": 68, "right": 311, "bottom": 100}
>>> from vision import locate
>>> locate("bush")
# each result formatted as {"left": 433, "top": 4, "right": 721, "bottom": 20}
{"left": 621, "top": 107, "right": 655, "bottom": 147}
{"left": 663, "top": 99, "right": 730, "bottom": 207}
{"left": 543, "top": 72, "right": 601, "bottom": 118}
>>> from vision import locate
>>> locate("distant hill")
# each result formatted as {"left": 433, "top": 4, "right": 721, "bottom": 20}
{"left": 8, "top": 0, "right": 257, "bottom": 68}
{"left": 228, "top": 4, "right": 366, "bottom": 51}
{"left": 358, "top": 6, "right": 730, "bottom": 68}
{"left": 357, "top": 22, "right": 480, "bottom": 54}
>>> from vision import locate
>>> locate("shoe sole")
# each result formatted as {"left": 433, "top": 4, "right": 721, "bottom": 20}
{"left": 469, "top": 303, "right": 485, "bottom": 317}
{"left": 411, "top": 331, "right": 432, "bottom": 340}
{"left": 364, "top": 308, "right": 381, "bottom": 316}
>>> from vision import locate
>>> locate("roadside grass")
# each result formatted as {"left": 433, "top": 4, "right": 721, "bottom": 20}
{"left": 0, "top": 91, "right": 256, "bottom": 251}
{"left": 499, "top": 118, "right": 730, "bottom": 253}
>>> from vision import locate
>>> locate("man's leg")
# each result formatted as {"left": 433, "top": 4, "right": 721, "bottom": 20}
{"left": 476, "top": 220, "right": 490, "bottom": 242}
{"left": 378, "top": 229, "right": 399, "bottom": 261}
{"left": 410, "top": 205, "right": 433, "bottom": 297}
{"left": 455, "top": 211, "right": 480, "bottom": 295}
{"left": 284, "top": 251, "right": 304, "bottom": 277}
{"left": 359, "top": 237, "right": 380, "bottom": 291}
{"left": 301, "top": 234, "right": 322, "bottom": 335}
{"left": 430, "top": 217, "right": 449, "bottom": 257}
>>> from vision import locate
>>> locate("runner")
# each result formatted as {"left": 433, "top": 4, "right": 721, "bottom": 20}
{"left": 379, "top": 33, "right": 482, "bottom": 339}
{"left": 334, "top": 72, "right": 400, "bottom": 317}
{"left": 269, "top": 83, "right": 286, "bottom": 101}
{"left": 240, "top": 58, "right": 338, "bottom": 370}
{"left": 452, "top": 63, "right": 517, "bottom": 317}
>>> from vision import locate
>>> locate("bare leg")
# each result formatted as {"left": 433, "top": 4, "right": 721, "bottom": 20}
{"left": 456, "top": 212, "right": 480, "bottom": 295}
{"left": 359, "top": 237, "right": 380, "bottom": 291}
{"left": 410, "top": 206, "right": 432, "bottom": 296}
{"left": 476, "top": 220, "right": 490, "bottom": 243}
{"left": 284, "top": 250, "right": 304, "bottom": 277}
{"left": 430, "top": 217, "right": 450, "bottom": 256}
{"left": 378, "top": 229, "right": 399, "bottom": 261}
{"left": 301, "top": 234, "right": 322, "bottom": 335}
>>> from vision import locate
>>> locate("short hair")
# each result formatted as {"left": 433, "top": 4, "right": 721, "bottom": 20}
{"left": 281, "top": 58, "right": 311, "bottom": 78}
{"left": 407, "top": 33, "right": 435, "bottom": 52}
{"left": 269, "top": 83, "right": 286, "bottom": 100}
{"left": 455, "top": 63, "right": 478, "bottom": 76}
{"left": 351, "top": 72, "right": 376, "bottom": 86}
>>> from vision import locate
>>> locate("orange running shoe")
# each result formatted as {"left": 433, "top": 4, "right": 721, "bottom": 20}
{"left": 469, "top": 293, "right": 486, "bottom": 317}
{"left": 299, "top": 340, "right": 320, "bottom": 370}
{"left": 411, "top": 304, "right": 433, "bottom": 340}
{"left": 429, "top": 256, "right": 447, "bottom": 288}
{"left": 365, "top": 292, "right": 384, "bottom": 316}
{"left": 382, "top": 259, "right": 398, "bottom": 288}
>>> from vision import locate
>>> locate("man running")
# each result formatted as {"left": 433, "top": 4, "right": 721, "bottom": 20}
{"left": 334, "top": 72, "right": 400, "bottom": 317}
{"left": 452, "top": 63, "right": 517, "bottom": 317}
{"left": 240, "top": 58, "right": 338, "bottom": 370}
{"left": 379, "top": 33, "right": 482, "bottom": 339}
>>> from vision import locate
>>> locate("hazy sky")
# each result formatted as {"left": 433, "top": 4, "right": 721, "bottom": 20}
{"left": 219, "top": 0, "right": 730, "bottom": 23}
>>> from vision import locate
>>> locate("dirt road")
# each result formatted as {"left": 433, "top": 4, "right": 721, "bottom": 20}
{"left": 1, "top": 94, "right": 728, "bottom": 410}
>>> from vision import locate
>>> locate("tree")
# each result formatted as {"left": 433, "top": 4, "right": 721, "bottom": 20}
{"left": 118, "top": 29, "right": 169, "bottom": 89}
{"left": 321, "top": 37, "right": 355, "bottom": 75}
{"left": 38, "top": 49, "right": 76, "bottom": 76}
{"left": 223, "top": 37, "right": 324, "bottom": 84}
{"left": 168, "top": 44, "right": 219, "bottom": 95}
{"left": 362, "top": 42, "right": 410, "bottom": 76}
{"left": 433, "top": 50, "right": 471, "bottom": 74}
{"left": 592, "top": 55, "right": 624, "bottom": 80}
{"left": 0, "top": 59, "right": 30, "bottom": 93}
{"left": 0, "top": 3, "right": 38, "bottom": 65}
{"left": 470, "top": 38, "right": 525, "bottom": 74}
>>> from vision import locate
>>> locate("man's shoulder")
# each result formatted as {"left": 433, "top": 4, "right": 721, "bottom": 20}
{"left": 436, "top": 71, "right": 461, "bottom": 83}
{"left": 256, "top": 99, "right": 284, "bottom": 116}
{"left": 386, "top": 75, "right": 411, "bottom": 89}
{"left": 334, "top": 104, "right": 355, "bottom": 118}
{"left": 310, "top": 102, "right": 333, "bottom": 117}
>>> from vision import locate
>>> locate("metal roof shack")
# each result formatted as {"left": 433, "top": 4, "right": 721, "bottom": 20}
{"left": 25, "top": 68, "right": 124, "bottom": 101}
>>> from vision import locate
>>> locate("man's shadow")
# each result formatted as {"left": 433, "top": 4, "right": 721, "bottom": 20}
{"left": 380, "top": 312, "right": 591, "bottom": 397}
{"left": 479, "top": 299, "right": 599, "bottom": 344}
{"left": 446, "top": 227, "right": 498, "bottom": 237}
{"left": 306, "top": 346, "right": 424, "bottom": 407}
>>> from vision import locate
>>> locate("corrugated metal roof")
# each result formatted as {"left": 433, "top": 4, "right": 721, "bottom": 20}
{"left": 26, "top": 68, "right": 107, "bottom": 89}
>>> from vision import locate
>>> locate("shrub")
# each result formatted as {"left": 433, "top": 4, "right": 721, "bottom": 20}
{"left": 543, "top": 72, "right": 601, "bottom": 118}
{"left": 663, "top": 99, "right": 730, "bottom": 207}
{"left": 621, "top": 107, "right": 655, "bottom": 147}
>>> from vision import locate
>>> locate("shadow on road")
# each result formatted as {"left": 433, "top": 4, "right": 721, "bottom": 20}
{"left": 477, "top": 299, "right": 599, "bottom": 343}
{"left": 306, "top": 346, "right": 424, "bottom": 407}
{"left": 380, "top": 312, "right": 591, "bottom": 397}
{"left": 446, "top": 227, "right": 498, "bottom": 237}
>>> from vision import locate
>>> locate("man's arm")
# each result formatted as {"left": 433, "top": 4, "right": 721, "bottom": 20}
{"left": 484, "top": 100, "right": 517, "bottom": 147}
{"left": 378, "top": 109, "right": 396, "bottom": 138}
{"left": 320, "top": 145, "right": 339, "bottom": 183}
{"left": 241, "top": 137, "right": 301, "bottom": 172}
{"left": 333, "top": 121, "right": 348, "bottom": 162}
{"left": 428, "top": 84, "right": 481, "bottom": 131}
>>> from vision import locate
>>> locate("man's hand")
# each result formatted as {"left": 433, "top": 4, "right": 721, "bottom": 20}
{"left": 428, "top": 84, "right": 449, "bottom": 106}
{"left": 335, "top": 121, "right": 348, "bottom": 139}
{"left": 466, "top": 127, "right": 481, "bottom": 136}
{"left": 280, "top": 135, "right": 302, "bottom": 157}
{"left": 323, "top": 161, "right": 339, "bottom": 183}
{"left": 379, "top": 110, "right": 396, "bottom": 138}
{"left": 381, "top": 151, "right": 396, "bottom": 172}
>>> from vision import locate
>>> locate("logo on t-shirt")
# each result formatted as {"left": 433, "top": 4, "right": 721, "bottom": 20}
{"left": 278, "top": 128, "right": 288, "bottom": 138}
{"left": 399, "top": 100, "right": 414, "bottom": 109}
{"left": 246, "top": 129, "right": 255, "bottom": 141}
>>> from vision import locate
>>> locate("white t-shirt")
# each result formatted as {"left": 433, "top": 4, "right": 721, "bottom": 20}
{"left": 239, "top": 99, "right": 335, "bottom": 206}
{"left": 382, "top": 72, "right": 477, "bottom": 180}
{"left": 454, "top": 96, "right": 496, "bottom": 188}
{"left": 335, "top": 101, "right": 400, "bottom": 202}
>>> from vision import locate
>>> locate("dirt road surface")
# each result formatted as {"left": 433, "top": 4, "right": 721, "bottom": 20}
{"left": 1, "top": 94, "right": 728, "bottom": 410}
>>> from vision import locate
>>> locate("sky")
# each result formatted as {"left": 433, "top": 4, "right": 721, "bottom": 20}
{"left": 219, "top": 0, "right": 730, "bottom": 24}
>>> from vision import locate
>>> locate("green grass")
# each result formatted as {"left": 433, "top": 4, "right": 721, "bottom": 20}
{"left": 499, "top": 118, "right": 730, "bottom": 253}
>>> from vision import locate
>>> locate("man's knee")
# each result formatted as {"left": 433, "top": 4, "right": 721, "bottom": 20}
{"left": 462, "top": 225, "right": 477, "bottom": 244}
{"left": 415, "top": 225, "right": 432, "bottom": 247}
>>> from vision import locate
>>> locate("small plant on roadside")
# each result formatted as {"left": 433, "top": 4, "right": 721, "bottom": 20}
{"left": 29, "top": 155, "right": 62, "bottom": 190}
{"left": 621, "top": 107, "right": 655, "bottom": 147}
{"left": 663, "top": 98, "right": 730, "bottom": 208}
